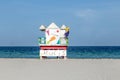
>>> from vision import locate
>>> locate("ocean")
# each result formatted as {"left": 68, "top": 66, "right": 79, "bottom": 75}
{"left": 0, "top": 46, "right": 120, "bottom": 59}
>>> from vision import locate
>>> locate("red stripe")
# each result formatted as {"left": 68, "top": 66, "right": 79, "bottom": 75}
{"left": 40, "top": 46, "right": 67, "bottom": 50}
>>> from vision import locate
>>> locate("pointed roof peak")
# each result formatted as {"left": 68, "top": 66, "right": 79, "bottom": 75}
{"left": 51, "top": 22, "right": 56, "bottom": 25}
{"left": 39, "top": 25, "right": 46, "bottom": 31}
{"left": 47, "top": 22, "right": 59, "bottom": 29}
{"left": 61, "top": 25, "right": 66, "bottom": 27}
{"left": 61, "top": 25, "right": 66, "bottom": 30}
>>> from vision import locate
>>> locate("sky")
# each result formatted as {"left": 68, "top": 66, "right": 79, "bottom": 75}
{"left": 0, "top": 0, "right": 120, "bottom": 46}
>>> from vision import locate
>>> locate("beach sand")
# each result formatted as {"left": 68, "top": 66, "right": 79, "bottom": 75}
{"left": 0, "top": 59, "right": 120, "bottom": 80}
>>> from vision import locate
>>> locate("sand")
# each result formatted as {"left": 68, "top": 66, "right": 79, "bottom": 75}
{"left": 0, "top": 59, "right": 120, "bottom": 80}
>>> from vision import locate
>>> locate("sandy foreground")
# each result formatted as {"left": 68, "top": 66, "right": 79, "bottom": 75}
{"left": 0, "top": 59, "right": 120, "bottom": 80}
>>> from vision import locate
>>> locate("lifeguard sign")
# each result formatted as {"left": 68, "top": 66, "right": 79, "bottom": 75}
{"left": 38, "top": 23, "right": 69, "bottom": 59}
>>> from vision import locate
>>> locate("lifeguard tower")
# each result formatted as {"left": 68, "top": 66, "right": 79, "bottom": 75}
{"left": 38, "top": 23, "right": 69, "bottom": 59}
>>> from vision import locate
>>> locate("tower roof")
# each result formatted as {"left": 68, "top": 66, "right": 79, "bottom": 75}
{"left": 61, "top": 25, "right": 66, "bottom": 30}
{"left": 40, "top": 25, "right": 46, "bottom": 29}
{"left": 47, "top": 23, "right": 59, "bottom": 29}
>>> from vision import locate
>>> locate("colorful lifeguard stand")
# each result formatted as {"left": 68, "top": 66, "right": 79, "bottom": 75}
{"left": 38, "top": 23, "right": 69, "bottom": 59}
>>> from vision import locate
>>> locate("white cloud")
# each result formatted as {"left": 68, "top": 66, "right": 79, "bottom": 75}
{"left": 75, "top": 9, "right": 96, "bottom": 18}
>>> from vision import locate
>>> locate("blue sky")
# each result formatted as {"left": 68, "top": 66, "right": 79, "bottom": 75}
{"left": 0, "top": 0, "right": 120, "bottom": 46}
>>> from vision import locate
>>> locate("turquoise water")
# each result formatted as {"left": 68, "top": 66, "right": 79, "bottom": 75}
{"left": 0, "top": 46, "right": 120, "bottom": 59}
